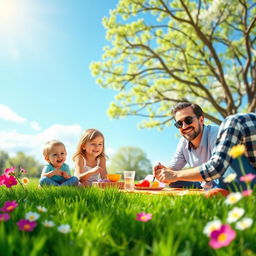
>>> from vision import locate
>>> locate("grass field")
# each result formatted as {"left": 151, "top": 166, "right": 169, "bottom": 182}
{"left": 0, "top": 179, "right": 256, "bottom": 256}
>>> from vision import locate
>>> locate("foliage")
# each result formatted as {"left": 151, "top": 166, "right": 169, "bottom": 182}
{"left": 108, "top": 146, "right": 152, "bottom": 179}
{"left": 0, "top": 151, "right": 9, "bottom": 171}
{"left": 90, "top": 0, "right": 256, "bottom": 128}
{"left": 1, "top": 183, "right": 256, "bottom": 256}
{"left": 4, "top": 152, "right": 42, "bottom": 177}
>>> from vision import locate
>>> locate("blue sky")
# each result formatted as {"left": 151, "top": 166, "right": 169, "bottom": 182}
{"left": 0, "top": 0, "right": 179, "bottom": 168}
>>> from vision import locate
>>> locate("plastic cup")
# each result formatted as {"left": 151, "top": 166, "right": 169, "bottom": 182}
{"left": 123, "top": 171, "right": 135, "bottom": 190}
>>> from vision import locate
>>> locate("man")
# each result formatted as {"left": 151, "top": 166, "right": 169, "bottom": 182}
{"left": 154, "top": 113, "right": 256, "bottom": 190}
{"left": 155, "top": 102, "right": 219, "bottom": 189}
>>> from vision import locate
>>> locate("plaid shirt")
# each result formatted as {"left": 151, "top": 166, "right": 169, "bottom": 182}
{"left": 200, "top": 113, "right": 256, "bottom": 181}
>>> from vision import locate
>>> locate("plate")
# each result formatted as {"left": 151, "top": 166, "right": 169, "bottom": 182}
{"left": 134, "top": 186, "right": 165, "bottom": 191}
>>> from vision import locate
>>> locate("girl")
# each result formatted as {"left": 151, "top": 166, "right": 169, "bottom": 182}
{"left": 73, "top": 129, "right": 108, "bottom": 185}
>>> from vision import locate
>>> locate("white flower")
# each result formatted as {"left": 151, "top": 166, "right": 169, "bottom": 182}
{"left": 235, "top": 218, "right": 253, "bottom": 230}
{"left": 227, "top": 207, "right": 245, "bottom": 223}
{"left": 223, "top": 173, "right": 237, "bottom": 183}
{"left": 37, "top": 206, "right": 47, "bottom": 213}
{"left": 25, "top": 212, "right": 40, "bottom": 221}
{"left": 224, "top": 192, "right": 242, "bottom": 205}
{"left": 57, "top": 224, "right": 71, "bottom": 234}
{"left": 42, "top": 220, "right": 55, "bottom": 228}
{"left": 203, "top": 219, "right": 222, "bottom": 237}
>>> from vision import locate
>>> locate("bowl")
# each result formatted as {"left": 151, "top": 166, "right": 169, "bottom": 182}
{"left": 107, "top": 174, "right": 121, "bottom": 182}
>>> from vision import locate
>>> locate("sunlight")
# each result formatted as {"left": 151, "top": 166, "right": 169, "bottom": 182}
{"left": 0, "top": 0, "right": 50, "bottom": 58}
{"left": 0, "top": 0, "right": 28, "bottom": 35}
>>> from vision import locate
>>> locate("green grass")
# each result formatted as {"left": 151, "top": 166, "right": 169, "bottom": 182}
{"left": 1, "top": 181, "right": 256, "bottom": 256}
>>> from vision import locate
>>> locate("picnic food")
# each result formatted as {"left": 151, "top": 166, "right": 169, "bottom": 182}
{"left": 135, "top": 179, "right": 150, "bottom": 187}
{"left": 150, "top": 180, "right": 159, "bottom": 188}
{"left": 106, "top": 174, "right": 121, "bottom": 182}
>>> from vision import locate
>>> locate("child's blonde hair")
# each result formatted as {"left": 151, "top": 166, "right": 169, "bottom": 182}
{"left": 43, "top": 140, "right": 66, "bottom": 158}
{"left": 73, "top": 129, "right": 107, "bottom": 161}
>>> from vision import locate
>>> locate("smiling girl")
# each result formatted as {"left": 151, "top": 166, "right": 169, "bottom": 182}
{"left": 73, "top": 129, "right": 108, "bottom": 186}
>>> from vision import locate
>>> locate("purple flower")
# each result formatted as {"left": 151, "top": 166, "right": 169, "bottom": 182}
{"left": 209, "top": 224, "right": 236, "bottom": 249}
{"left": 136, "top": 212, "right": 152, "bottom": 222}
{"left": 0, "top": 213, "right": 10, "bottom": 222}
{"left": 0, "top": 201, "right": 19, "bottom": 212}
{"left": 17, "top": 219, "right": 37, "bottom": 232}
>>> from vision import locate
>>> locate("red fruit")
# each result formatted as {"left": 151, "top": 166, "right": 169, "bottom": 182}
{"left": 135, "top": 179, "right": 150, "bottom": 187}
{"left": 205, "top": 188, "right": 230, "bottom": 198}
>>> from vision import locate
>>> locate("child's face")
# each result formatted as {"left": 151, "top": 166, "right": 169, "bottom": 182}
{"left": 45, "top": 145, "right": 67, "bottom": 168}
{"left": 82, "top": 136, "right": 103, "bottom": 158}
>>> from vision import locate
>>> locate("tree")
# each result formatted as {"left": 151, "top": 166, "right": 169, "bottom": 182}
{"left": 91, "top": 0, "right": 256, "bottom": 128}
{"left": 108, "top": 146, "right": 152, "bottom": 179}
{"left": 5, "top": 151, "right": 42, "bottom": 177}
{"left": 0, "top": 151, "right": 9, "bottom": 173}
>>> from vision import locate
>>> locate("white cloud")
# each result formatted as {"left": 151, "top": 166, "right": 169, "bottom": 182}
{"left": 0, "top": 124, "right": 83, "bottom": 168}
{"left": 30, "top": 121, "right": 41, "bottom": 131}
{"left": 0, "top": 104, "right": 27, "bottom": 123}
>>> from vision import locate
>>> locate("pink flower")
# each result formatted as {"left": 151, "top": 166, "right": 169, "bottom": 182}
{"left": 20, "top": 168, "right": 28, "bottom": 174}
{"left": 209, "top": 224, "right": 236, "bottom": 249}
{"left": 240, "top": 173, "right": 256, "bottom": 183}
{"left": 0, "top": 201, "right": 19, "bottom": 212}
{"left": 136, "top": 212, "right": 152, "bottom": 222}
{"left": 4, "top": 167, "right": 16, "bottom": 177}
{"left": 3, "top": 175, "right": 17, "bottom": 188}
{"left": 17, "top": 219, "right": 37, "bottom": 232}
{"left": 242, "top": 190, "right": 253, "bottom": 197}
{"left": 0, "top": 213, "right": 10, "bottom": 222}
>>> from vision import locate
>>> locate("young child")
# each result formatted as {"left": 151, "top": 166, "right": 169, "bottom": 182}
{"left": 73, "top": 129, "right": 108, "bottom": 186}
{"left": 39, "top": 140, "right": 79, "bottom": 186}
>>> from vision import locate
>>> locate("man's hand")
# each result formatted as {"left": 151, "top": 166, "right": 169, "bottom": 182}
{"left": 153, "top": 162, "right": 166, "bottom": 177}
{"left": 155, "top": 168, "right": 178, "bottom": 184}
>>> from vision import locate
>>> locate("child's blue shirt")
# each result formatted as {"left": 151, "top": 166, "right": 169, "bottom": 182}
{"left": 41, "top": 163, "right": 71, "bottom": 182}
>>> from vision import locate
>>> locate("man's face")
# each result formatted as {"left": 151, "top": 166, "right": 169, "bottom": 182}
{"left": 174, "top": 107, "right": 204, "bottom": 141}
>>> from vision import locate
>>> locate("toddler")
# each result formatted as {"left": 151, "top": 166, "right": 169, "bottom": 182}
{"left": 39, "top": 140, "right": 79, "bottom": 186}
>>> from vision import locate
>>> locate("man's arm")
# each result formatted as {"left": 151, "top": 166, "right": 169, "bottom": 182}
{"left": 155, "top": 166, "right": 204, "bottom": 184}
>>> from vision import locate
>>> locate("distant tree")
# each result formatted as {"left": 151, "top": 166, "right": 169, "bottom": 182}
{"left": 0, "top": 151, "right": 9, "bottom": 173}
{"left": 91, "top": 0, "right": 256, "bottom": 128}
{"left": 108, "top": 146, "right": 152, "bottom": 180}
{"left": 5, "top": 152, "right": 42, "bottom": 177}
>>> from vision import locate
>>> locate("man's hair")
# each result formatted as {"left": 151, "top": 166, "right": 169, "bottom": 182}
{"left": 43, "top": 140, "right": 65, "bottom": 158}
{"left": 172, "top": 102, "right": 204, "bottom": 119}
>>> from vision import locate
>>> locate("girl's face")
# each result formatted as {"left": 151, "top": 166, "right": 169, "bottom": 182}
{"left": 45, "top": 145, "right": 67, "bottom": 168}
{"left": 82, "top": 136, "right": 104, "bottom": 158}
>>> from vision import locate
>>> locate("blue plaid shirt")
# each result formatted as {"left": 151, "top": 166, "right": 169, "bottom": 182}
{"left": 200, "top": 113, "right": 256, "bottom": 181}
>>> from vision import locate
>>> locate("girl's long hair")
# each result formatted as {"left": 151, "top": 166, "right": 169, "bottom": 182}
{"left": 73, "top": 128, "right": 107, "bottom": 161}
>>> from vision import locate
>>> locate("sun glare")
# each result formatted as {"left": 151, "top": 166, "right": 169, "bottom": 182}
{"left": 0, "top": 0, "right": 27, "bottom": 34}
{"left": 0, "top": 0, "right": 50, "bottom": 58}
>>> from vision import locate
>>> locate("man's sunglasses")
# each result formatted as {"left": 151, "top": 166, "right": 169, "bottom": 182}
{"left": 174, "top": 116, "right": 197, "bottom": 128}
